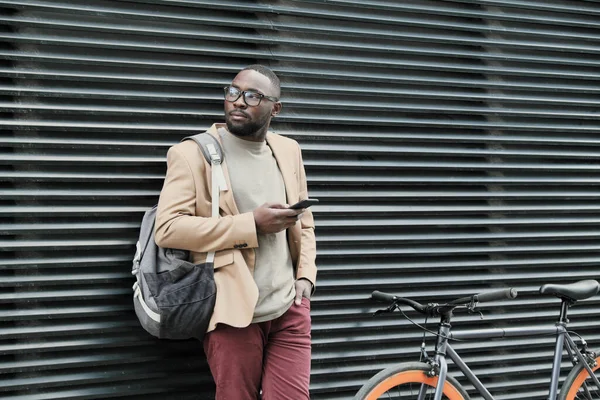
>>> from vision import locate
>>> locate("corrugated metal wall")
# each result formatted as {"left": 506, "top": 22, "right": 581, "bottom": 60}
{"left": 1, "top": 0, "right": 599, "bottom": 399}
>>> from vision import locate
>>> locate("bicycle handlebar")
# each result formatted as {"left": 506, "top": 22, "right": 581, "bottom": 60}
{"left": 372, "top": 291, "right": 427, "bottom": 313}
{"left": 371, "top": 290, "right": 396, "bottom": 303}
{"left": 451, "top": 288, "right": 518, "bottom": 305}
{"left": 371, "top": 287, "right": 518, "bottom": 315}
{"left": 475, "top": 288, "right": 518, "bottom": 302}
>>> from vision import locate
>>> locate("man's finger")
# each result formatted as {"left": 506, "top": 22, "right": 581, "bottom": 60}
{"left": 267, "top": 203, "right": 287, "bottom": 209}
{"left": 281, "top": 208, "right": 302, "bottom": 216}
{"left": 295, "top": 293, "right": 302, "bottom": 306}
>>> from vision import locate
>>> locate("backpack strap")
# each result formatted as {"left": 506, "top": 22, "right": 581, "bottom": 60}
{"left": 182, "top": 132, "right": 223, "bottom": 165}
{"left": 181, "top": 132, "right": 228, "bottom": 265}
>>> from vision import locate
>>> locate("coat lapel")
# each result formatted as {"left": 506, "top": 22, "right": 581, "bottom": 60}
{"left": 267, "top": 133, "right": 297, "bottom": 205}
{"left": 267, "top": 133, "right": 303, "bottom": 267}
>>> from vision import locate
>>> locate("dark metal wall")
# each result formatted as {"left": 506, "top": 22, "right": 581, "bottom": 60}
{"left": 1, "top": 1, "right": 599, "bottom": 399}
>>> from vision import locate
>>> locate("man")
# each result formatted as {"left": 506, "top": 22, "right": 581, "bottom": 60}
{"left": 154, "top": 64, "right": 317, "bottom": 400}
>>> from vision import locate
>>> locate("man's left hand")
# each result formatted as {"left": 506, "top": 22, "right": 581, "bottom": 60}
{"left": 294, "top": 278, "right": 313, "bottom": 306}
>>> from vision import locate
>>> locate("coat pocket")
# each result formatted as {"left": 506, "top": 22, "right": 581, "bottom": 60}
{"left": 213, "top": 249, "right": 235, "bottom": 269}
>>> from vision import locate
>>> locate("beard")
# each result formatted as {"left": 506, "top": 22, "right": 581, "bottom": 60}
{"left": 225, "top": 118, "right": 259, "bottom": 137}
{"left": 225, "top": 110, "right": 269, "bottom": 138}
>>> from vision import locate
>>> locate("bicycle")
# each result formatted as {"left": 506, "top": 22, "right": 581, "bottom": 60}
{"left": 354, "top": 279, "right": 600, "bottom": 400}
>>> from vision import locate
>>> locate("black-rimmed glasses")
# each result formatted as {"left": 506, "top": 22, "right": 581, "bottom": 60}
{"left": 224, "top": 86, "right": 279, "bottom": 107}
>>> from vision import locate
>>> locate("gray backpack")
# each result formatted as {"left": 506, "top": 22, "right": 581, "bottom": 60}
{"left": 132, "top": 132, "right": 226, "bottom": 340}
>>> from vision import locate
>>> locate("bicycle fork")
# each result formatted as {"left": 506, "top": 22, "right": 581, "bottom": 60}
{"left": 428, "top": 322, "right": 451, "bottom": 400}
{"left": 426, "top": 321, "right": 492, "bottom": 400}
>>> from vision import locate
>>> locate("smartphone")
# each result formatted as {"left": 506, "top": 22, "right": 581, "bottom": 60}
{"left": 289, "top": 198, "right": 319, "bottom": 210}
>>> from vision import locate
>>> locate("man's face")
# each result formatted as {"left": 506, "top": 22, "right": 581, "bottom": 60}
{"left": 224, "top": 69, "right": 280, "bottom": 139}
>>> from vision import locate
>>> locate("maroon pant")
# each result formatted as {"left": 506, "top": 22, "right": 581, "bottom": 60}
{"left": 203, "top": 297, "right": 312, "bottom": 400}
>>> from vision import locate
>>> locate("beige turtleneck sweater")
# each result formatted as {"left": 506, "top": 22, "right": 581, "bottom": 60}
{"left": 218, "top": 128, "right": 295, "bottom": 323}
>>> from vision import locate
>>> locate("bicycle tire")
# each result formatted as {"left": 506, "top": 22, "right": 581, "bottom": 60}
{"left": 559, "top": 354, "right": 600, "bottom": 400}
{"left": 354, "top": 362, "right": 470, "bottom": 400}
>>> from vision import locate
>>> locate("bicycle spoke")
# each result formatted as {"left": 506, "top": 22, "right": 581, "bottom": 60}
{"left": 574, "top": 380, "right": 600, "bottom": 400}
{"left": 571, "top": 369, "right": 600, "bottom": 400}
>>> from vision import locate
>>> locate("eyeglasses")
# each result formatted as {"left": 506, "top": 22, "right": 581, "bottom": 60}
{"left": 224, "top": 86, "right": 279, "bottom": 107}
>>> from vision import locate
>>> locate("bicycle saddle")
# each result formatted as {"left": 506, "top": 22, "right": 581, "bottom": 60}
{"left": 539, "top": 279, "right": 600, "bottom": 301}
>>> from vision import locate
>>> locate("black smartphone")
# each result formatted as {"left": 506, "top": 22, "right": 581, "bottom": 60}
{"left": 289, "top": 198, "right": 319, "bottom": 210}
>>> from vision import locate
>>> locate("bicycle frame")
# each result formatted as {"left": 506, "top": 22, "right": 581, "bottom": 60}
{"left": 429, "top": 301, "right": 600, "bottom": 400}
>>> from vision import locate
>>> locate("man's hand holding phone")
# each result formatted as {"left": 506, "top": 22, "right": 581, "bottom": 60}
{"left": 253, "top": 199, "right": 318, "bottom": 234}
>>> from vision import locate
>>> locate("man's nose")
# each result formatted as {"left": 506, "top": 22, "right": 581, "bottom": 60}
{"left": 232, "top": 94, "right": 247, "bottom": 108}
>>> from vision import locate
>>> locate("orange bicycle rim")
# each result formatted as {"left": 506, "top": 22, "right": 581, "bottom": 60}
{"left": 564, "top": 360, "right": 600, "bottom": 400}
{"left": 364, "top": 370, "right": 465, "bottom": 400}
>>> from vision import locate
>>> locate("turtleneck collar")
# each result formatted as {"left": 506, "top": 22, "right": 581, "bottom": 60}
{"left": 218, "top": 127, "right": 267, "bottom": 154}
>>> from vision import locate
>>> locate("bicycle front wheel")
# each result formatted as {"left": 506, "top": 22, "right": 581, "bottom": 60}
{"left": 354, "top": 362, "right": 470, "bottom": 400}
{"left": 559, "top": 355, "right": 600, "bottom": 400}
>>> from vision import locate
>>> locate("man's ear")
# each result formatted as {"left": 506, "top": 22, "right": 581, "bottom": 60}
{"left": 271, "top": 102, "right": 282, "bottom": 117}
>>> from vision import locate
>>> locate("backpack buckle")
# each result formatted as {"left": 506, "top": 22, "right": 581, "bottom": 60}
{"left": 206, "top": 144, "right": 221, "bottom": 165}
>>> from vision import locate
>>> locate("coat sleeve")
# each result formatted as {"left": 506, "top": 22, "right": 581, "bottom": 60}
{"left": 154, "top": 145, "right": 258, "bottom": 253}
{"left": 294, "top": 142, "right": 318, "bottom": 290}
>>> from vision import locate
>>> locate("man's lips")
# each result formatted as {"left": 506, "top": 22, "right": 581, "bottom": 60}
{"left": 229, "top": 110, "right": 249, "bottom": 120}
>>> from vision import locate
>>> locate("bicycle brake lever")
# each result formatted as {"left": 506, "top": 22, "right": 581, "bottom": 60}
{"left": 373, "top": 303, "right": 398, "bottom": 317}
{"left": 466, "top": 300, "right": 485, "bottom": 319}
{"left": 466, "top": 300, "right": 478, "bottom": 312}
{"left": 466, "top": 300, "right": 484, "bottom": 319}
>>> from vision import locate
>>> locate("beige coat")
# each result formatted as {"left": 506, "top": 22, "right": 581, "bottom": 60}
{"left": 154, "top": 124, "right": 317, "bottom": 332}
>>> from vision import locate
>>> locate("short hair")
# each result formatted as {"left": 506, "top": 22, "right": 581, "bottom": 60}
{"left": 242, "top": 64, "right": 281, "bottom": 97}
